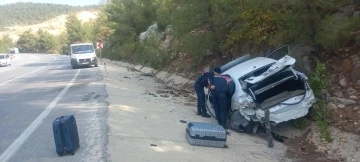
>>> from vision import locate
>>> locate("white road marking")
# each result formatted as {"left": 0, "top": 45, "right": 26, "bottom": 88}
{"left": 0, "top": 63, "right": 48, "bottom": 87}
{"left": 0, "top": 69, "right": 81, "bottom": 162}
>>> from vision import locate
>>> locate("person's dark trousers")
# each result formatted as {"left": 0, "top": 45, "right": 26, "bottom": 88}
{"left": 212, "top": 91, "right": 228, "bottom": 127}
{"left": 194, "top": 83, "right": 206, "bottom": 115}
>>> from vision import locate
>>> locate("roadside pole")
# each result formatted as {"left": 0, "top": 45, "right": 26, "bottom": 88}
{"left": 100, "top": 48, "right": 102, "bottom": 65}
{"left": 97, "top": 41, "right": 104, "bottom": 66}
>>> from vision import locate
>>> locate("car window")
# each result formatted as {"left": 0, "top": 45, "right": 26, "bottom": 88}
{"left": 265, "top": 45, "right": 289, "bottom": 60}
{"left": 71, "top": 45, "right": 95, "bottom": 54}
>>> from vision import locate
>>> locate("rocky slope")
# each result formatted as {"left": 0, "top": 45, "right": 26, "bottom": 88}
{"left": 324, "top": 46, "right": 360, "bottom": 135}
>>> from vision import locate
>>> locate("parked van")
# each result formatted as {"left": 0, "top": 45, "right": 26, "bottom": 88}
{"left": 9, "top": 47, "right": 19, "bottom": 54}
{"left": 69, "top": 43, "right": 98, "bottom": 69}
{"left": 0, "top": 54, "right": 11, "bottom": 67}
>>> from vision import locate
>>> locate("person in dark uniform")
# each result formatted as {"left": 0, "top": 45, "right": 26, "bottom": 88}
{"left": 193, "top": 71, "right": 211, "bottom": 118}
{"left": 209, "top": 67, "right": 230, "bottom": 129}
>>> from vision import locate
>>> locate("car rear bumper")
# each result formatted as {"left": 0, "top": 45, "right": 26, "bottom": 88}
{"left": 71, "top": 58, "right": 97, "bottom": 67}
{"left": 255, "top": 89, "right": 316, "bottom": 124}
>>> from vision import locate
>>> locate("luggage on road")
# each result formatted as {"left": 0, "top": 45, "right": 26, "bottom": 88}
{"left": 52, "top": 115, "right": 80, "bottom": 156}
{"left": 185, "top": 122, "right": 227, "bottom": 148}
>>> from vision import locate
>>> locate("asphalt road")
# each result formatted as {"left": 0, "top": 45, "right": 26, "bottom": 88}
{"left": 0, "top": 54, "right": 108, "bottom": 162}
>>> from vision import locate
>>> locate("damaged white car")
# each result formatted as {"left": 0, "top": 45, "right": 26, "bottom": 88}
{"left": 206, "top": 45, "right": 316, "bottom": 134}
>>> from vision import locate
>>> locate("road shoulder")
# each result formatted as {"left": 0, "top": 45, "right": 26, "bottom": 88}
{"left": 101, "top": 62, "right": 289, "bottom": 162}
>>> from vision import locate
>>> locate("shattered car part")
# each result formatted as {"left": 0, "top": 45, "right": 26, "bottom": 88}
{"left": 205, "top": 45, "right": 316, "bottom": 129}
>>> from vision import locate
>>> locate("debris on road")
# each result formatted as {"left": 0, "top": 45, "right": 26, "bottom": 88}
{"left": 141, "top": 73, "right": 153, "bottom": 77}
{"left": 180, "top": 120, "right": 187, "bottom": 123}
{"left": 160, "top": 94, "right": 169, "bottom": 98}
{"left": 150, "top": 144, "right": 157, "bottom": 147}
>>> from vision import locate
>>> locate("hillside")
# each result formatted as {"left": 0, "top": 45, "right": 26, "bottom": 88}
{"left": 0, "top": 10, "right": 99, "bottom": 42}
{"left": 0, "top": 2, "right": 99, "bottom": 31}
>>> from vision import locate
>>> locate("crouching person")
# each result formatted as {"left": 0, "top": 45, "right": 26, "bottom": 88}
{"left": 193, "top": 70, "right": 212, "bottom": 118}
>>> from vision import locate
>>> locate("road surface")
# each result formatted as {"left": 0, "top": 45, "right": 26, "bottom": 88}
{"left": 0, "top": 54, "right": 108, "bottom": 162}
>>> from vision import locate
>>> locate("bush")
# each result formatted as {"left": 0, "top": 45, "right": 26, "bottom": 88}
{"left": 177, "top": 33, "right": 214, "bottom": 70}
{"left": 316, "top": 16, "right": 360, "bottom": 51}
{"left": 309, "top": 61, "right": 332, "bottom": 142}
{"left": 139, "top": 36, "right": 171, "bottom": 69}
{"left": 294, "top": 117, "right": 307, "bottom": 130}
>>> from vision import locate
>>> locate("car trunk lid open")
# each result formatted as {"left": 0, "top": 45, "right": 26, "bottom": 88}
{"left": 240, "top": 55, "right": 306, "bottom": 109}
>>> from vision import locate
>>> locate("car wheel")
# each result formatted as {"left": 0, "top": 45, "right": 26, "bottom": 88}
{"left": 95, "top": 64, "right": 98, "bottom": 67}
{"left": 305, "top": 106, "right": 314, "bottom": 120}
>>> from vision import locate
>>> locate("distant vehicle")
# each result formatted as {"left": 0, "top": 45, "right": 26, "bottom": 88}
{"left": 0, "top": 54, "right": 12, "bottom": 67}
{"left": 206, "top": 45, "right": 315, "bottom": 133}
{"left": 69, "top": 43, "right": 98, "bottom": 69}
{"left": 9, "top": 47, "right": 19, "bottom": 54}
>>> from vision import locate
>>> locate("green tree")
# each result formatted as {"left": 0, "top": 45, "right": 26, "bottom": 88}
{"left": 65, "top": 14, "right": 94, "bottom": 43}
{"left": 0, "top": 2, "right": 100, "bottom": 31}
{"left": 37, "top": 29, "right": 57, "bottom": 53}
{"left": 16, "top": 30, "right": 38, "bottom": 53}
{"left": 0, "top": 35, "right": 14, "bottom": 53}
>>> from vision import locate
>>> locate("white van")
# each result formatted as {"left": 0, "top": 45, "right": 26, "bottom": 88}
{"left": 0, "top": 54, "right": 11, "bottom": 67}
{"left": 69, "top": 43, "right": 98, "bottom": 69}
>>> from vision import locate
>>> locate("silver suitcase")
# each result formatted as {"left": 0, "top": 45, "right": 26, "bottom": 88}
{"left": 186, "top": 122, "right": 227, "bottom": 148}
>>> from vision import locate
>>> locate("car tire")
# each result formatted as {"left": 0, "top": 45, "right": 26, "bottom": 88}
{"left": 244, "top": 120, "right": 255, "bottom": 134}
{"left": 95, "top": 64, "right": 98, "bottom": 67}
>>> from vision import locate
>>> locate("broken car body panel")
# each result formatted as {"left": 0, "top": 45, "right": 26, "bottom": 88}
{"left": 222, "top": 55, "right": 315, "bottom": 124}
{"left": 244, "top": 55, "right": 296, "bottom": 84}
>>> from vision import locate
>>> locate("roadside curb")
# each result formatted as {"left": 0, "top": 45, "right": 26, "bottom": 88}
{"left": 102, "top": 58, "right": 196, "bottom": 96}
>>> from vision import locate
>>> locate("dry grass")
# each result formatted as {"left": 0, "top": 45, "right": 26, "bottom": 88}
{"left": 0, "top": 10, "right": 98, "bottom": 42}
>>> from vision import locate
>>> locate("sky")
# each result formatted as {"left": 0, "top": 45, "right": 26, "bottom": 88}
{"left": 0, "top": 0, "right": 100, "bottom": 6}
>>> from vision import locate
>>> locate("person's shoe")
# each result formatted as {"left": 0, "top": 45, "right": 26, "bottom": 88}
{"left": 201, "top": 113, "right": 211, "bottom": 118}
{"left": 196, "top": 112, "right": 202, "bottom": 116}
{"left": 223, "top": 125, "right": 229, "bottom": 129}
{"left": 222, "top": 124, "right": 229, "bottom": 129}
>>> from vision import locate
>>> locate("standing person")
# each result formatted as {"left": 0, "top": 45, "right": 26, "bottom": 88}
{"left": 209, "top": 67, "right": 230, "bottom": 129}
{"left": 193, "top": 71, "right": 211, "bottom": 118}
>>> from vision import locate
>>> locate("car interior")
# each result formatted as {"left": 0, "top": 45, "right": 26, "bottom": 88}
{"left": 243, "top": 67, "right": 306, "bottom": 109}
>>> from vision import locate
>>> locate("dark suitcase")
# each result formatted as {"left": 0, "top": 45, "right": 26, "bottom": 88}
{"left": 186, "top": 122, "right": 227, "bottom": 148}
{"left": 52, "top": 115, "right": 80, "bottom": 156}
